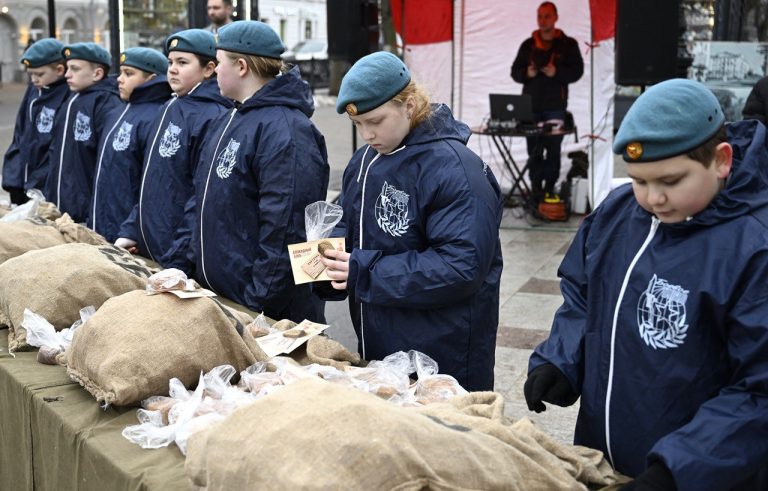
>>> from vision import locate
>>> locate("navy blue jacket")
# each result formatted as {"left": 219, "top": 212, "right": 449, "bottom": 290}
{"left": 119, "top": 79, "right": 231, "bottom": 271}
{"left": 43, "top": 77, "right": 123, "bottom": 223}
{"left": 192, "top": 67, "right": 329, "bottom": 323}
{"left": 318, "top": 104, "right": 503, "bottom": 392}
{"left": 2, "top": 78, "right": 70, "bottom": 192}
{"left": 530, "top": 120, "right": 768, "bottom": 489}
{"left": 89, "top": 76, "right": 171, "bottom": 242}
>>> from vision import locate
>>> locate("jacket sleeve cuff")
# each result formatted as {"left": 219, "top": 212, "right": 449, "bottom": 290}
{"left": 348, "top": 249, "right": 382, "bottom": 302}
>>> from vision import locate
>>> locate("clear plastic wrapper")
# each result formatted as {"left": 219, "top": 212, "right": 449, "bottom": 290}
{"left": 175, "top": 413, "right": 227, "bottom": 456}
{"left": 145, "top": 268, "right": 195, "bottom": 294}
{"left": 244, "top": 313, "right": 276, "bottom": 338}
{"left": 304, "top": 201, "right": 343, "bottom": 241}
{"left": 0, "top": 189, "right": 45, "bottom": 223}
{"left": 23, "top": 306, "right": 93, "bottom": 358}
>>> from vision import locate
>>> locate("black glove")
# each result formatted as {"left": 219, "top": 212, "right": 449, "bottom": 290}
{"left": 523, "top": 363, "right": 578, "bottom": 413}
{"left": 620, "top": 461, "right": 676, "bottom": 491}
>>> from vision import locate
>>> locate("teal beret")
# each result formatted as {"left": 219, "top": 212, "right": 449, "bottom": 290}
{"left": 613, "top": 78, "right": 725, "bottom": 162}
{"left": 336, "top": 51, "right": 411, "bottom": 115}
{"left": 120, "top": 47, "right": 168, "bottom": 75}
{"left": 20, "top": 38, "right": 65, "bottom": 68}
{"left": 216, "top": 21, "right": 285, "bottom": 59}
{"left": 63, "top": 42, "right": 112, "bottom": 67}
{"left": 166, "top": 29, "right": 216, "bottom": 59}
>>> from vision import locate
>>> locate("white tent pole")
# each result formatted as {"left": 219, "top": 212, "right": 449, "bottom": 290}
{"left": 589, "top": 20, "right": 595, "bottom": 210}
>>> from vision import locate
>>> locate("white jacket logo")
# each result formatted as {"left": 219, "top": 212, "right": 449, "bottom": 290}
{"left": 375, "top": 181, "right": 410, "bottom": 237}
{"left": 73, "top": 111, "right": 92, "bottom": 141}
{"left": 36, "top": 106, "right": 55, "bottom": 134}
{"left": 215, "top": 138, "right": 241, "bottom": 179}
{"left": 637, "top": 274, "right": 689, "bottom": 349}
{"left": 158, "top": 122, "right": 182, "bottom": 157}
{"left": 112, "top": 121, "right": 133, "bottom": 151}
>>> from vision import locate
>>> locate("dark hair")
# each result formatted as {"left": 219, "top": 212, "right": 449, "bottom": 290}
{"left": 209, "top": 0, "right": 233, "bottom": 7}
{"left": 539, "top": 1, "right": 558, "bottom": 15}
{"left": 687, "top": 125, "right": 728, "bottom": 168}
{"left": 194, "top": 54, "right": 217, "bottom": 69}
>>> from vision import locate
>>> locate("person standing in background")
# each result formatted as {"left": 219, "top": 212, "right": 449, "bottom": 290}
{"left": 205, "top": 0, "right": 233, "bottom": 34}
{"left": 511, "top": 1, "right": 583, "bottom": 205}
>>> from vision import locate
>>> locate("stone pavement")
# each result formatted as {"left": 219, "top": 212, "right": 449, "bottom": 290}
{"left": 0, "top": 82, "right": 582, "bottom": 443}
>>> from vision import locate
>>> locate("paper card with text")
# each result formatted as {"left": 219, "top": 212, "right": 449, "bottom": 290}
{"left": 256, "top": 319, "right": 331, "bottom": 358}
{"left": 287, "top": 237, "right": 346, "bottom": 285}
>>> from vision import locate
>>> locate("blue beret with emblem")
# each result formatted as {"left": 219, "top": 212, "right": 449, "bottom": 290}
{"left": 216, "top": 21, "right": 285, "bottom": 59}
{"left": 62, "top": 42, "right": 112, "bottom": 68}
{"left": 613, "top": 78, "right": 725, "bottom": 162}
{"left": 20, "top": 38, "right": 65, "bottom": 68}
{"left": 120, "top": 47, "right": 168, "bottom": 75}
{"left": 336, "top": 51, "right": 411, "bottom": 115}
{"left": 166, "top": 29, "right": 217, "bottom": 59}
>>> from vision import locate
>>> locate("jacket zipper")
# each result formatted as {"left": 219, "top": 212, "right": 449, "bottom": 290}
{"left": 199, "top": 107, "right": 238, "bottom": 288}
{"left": 604, "top": 216, "right": 659, "bottom": 465}
{"left": 56, "top": 93, "right": 79, "bottom": 208}
{"left": 138, "top": 96, "right": 177, "bottom": 260}
{"left": 92, "top": 104, "right": 131, "bottom": 231}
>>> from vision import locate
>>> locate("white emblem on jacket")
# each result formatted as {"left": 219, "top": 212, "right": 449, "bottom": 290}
{"left": 637, "top": 274, "right": 689, "bottom": 349}
{"left": 73, "top": 111, "right": 92, "bottom": 141}
{"left": 375, "top": 181, "right": 410, "bottom": 237}
{"left": 158, "top": 122, "right": 182, "bottom": 157}
{"left": 215, "top": 138, "right": 241, "bottom": 179}
{"left": 36, "top": 106, "right": 55, "bottom": 134}
{"left": 112, "top": 121, "right": 133, "bottom": 151}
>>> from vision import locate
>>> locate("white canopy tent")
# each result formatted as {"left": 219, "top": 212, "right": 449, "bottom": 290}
{"left": 393, "top": 0, "right": 617, "bottom": 208}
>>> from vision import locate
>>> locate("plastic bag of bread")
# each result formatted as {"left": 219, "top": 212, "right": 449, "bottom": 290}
{"left": 145, "top": 268, "right": 195, "bottom": 294}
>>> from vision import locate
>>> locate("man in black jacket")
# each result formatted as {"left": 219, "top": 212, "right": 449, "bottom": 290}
{"left": 511, "top": 1, "right": 583, "bottom": 202}
{"left": 742, "top": 75, "right": 768, "bottom": 123}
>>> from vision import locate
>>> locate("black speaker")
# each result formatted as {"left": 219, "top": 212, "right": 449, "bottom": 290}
{"left": 615, "top": 0, "right": 680, "bottom": 85}
{"left": 327, "top": 0, "right": 379, "bottom": 62}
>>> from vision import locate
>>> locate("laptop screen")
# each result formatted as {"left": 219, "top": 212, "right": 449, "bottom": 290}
{"left": 489, "top": 94, "right": 534, "bottom": 123}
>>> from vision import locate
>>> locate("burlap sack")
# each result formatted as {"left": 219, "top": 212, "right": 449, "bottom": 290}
{"left": 0, "top": 243, "right": 150, "bottom": 351}
{"left": 66, "top": 290, "right": 264, "bottom": 406}
{"left": 185, "top": 378, "right": 627, "bottom": 491}
{"left": 0, "top": 214, "right": 106, "bottom": 267}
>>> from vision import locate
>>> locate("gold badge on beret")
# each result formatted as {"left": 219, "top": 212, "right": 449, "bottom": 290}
{"left": 120, "top": 53, "right": 126, "bottom": 63}
{"left": 22, "top": 59, "right": 30, "bottom": 67}
{"left": 63, "top": 48, "right": 71, "bottom": 58}
{"left": 170, "top": 39, "right": 179, "bottom": 48}
{"left": 626, "top": 142, "right": 643, "bottom": 160}
{"left": 345, "top": 103, "right": 358, "bottom": 116}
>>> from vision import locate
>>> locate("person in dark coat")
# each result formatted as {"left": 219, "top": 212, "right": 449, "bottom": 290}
{"left": 511, "top": 1, "right": 583, "bottom": 201}
{"left": 742, "top": 74, "right": 768, "bottom": 123}
{"left": 525, "top": 79, "right": 768, "bottom": 490}
{"left": 2, "top": 38, "right": 70, "bottom": 205}
{"left": 116, "top": 29, "right": 232, "bottom": 272}
{"left": 192, "top": 21, "right": 329, "bottom": 322}
{"left": 43, "top": 42, "right": 123, "bottom": 223}
{"left": 317, "top": 51, "right": 504, "bottom": 392}
{"left": 89, "top": 48, "right": 171, "bottom": 242}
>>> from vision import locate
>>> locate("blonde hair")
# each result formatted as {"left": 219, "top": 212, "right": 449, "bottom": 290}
{"left": 390, "top": 81, "right": 431, "bottom": 130}
{"left": 223, "top": 52, "right": 287, "bottom": 79}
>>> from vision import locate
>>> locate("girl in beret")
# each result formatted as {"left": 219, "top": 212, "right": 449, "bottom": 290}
{"left": 89, "top": 47, "right": 171, "bottom": 243}
{"left": 318, "top": 51, "right": 504, "bottom": 391}
{"left": 191, "top": 21, "right": 330, "bottom": 322}
{"left": 116, "top": 29, "right": 232, "bottom": 274}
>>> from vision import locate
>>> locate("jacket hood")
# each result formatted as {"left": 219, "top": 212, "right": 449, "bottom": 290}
{"left": 239, "top": 66, "right": 314, "bottom": 117}
{"left": 685, "top": 119, "right": 768, "bottom": 227}
{"left": 129, "top": 75, "right": 172, "bottom": 103}
{"left": 400, "top": 103, "right": 471, "bottom": 148}
{"left": 188, "top": 78, "right": 233, "bottom": 108}
{"left": 43, "top": 77, "right": 68, "bottom": 91}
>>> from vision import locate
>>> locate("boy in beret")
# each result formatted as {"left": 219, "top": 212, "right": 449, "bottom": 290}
{"left": 43, "top": 42, "right": 123, "bottom": 223}
{"left": 89, "top": 47, "right": 171, "bottom": 242}
{"left": 191, "top": 21, "right": 329, "bottom": 323}
{"left": 116, "top": 29, "right": 232, "bottom": 271}
{"left": 2, "top": 38, "right": 70, "bottom": 205}
{"left": 524, "top": 78, "right": 768, "bottom": 490}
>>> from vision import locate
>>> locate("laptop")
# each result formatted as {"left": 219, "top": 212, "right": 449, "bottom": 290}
{"left": 489, "top": 94, "right": 535, "bottom": 124}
